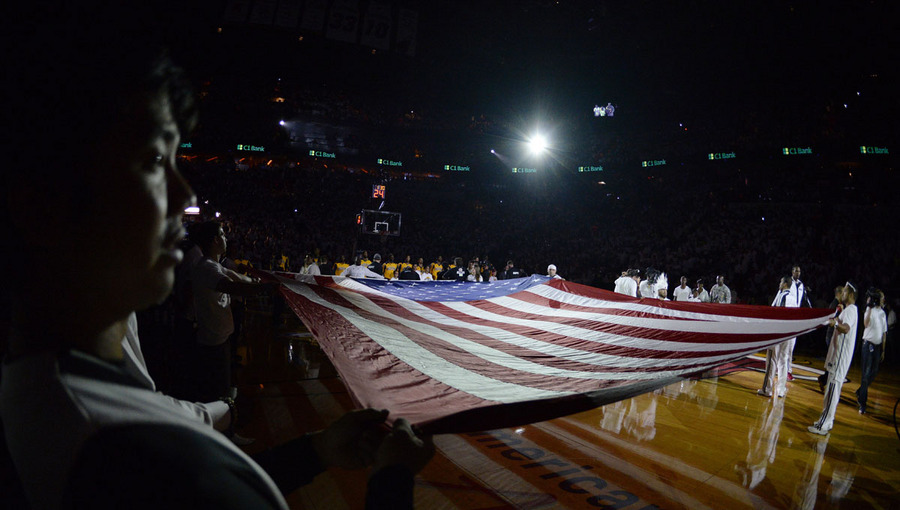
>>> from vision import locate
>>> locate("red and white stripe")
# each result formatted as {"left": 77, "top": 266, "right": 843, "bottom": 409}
{"left": 272, "top": 274, "right": 832, "bottom": 433}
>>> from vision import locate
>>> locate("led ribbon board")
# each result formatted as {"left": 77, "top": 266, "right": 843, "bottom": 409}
{"left": 641, "top": 160, "right": 666, "bottom": 167}
{"left": 309, "top": 150, "right": 336, "bottom": 158}
{"left": 708, "top": 152, "right": 736, "bottom": 160}
{"left": 444, "top": 165, "right": 470, "bottom": 171}
{"left": 378, "top": 158, "right": 403, "bottom": 166}
{"left": 237, "top": 144, "right": 265, "bottom": 152}
{"left": 578, "top": 165, "right": 604, "bottom": 172}
{"left": 860, "top": 146, "right": 889, "bottom": 155}
{"left": 512, "top": 167, "right": 536, "bottom": 173}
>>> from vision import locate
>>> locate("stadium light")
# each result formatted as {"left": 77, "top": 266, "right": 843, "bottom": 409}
{"left": 528, "top": 134, "right": 547, "bottom": 155}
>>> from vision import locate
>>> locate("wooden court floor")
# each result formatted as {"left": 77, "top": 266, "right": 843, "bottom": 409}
{"left": 234, "top": 311, "right": 900, "bottom": 510}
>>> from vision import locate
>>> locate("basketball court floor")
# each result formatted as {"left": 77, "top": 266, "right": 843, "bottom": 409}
{"left": 231, "top": 306, "right": 899, "bottom": 509}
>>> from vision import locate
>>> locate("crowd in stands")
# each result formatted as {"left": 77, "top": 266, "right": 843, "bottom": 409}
{"left": 180, "top": 155, "right": 899, "bottom": 309}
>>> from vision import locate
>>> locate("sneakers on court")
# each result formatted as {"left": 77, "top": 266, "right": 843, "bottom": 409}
{"left": 807, "top": 425, "right": 829, "bottom": 436}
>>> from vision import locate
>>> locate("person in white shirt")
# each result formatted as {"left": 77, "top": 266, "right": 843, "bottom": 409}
{"left": 639, "top": 268, "right": 663, "bottom": 299}
{"left": 339, "top": 256, "right": 386, "bottom": 279}
{"left": 614, "top": 269, "right": 640, "bottom": 297}
{"left": 758, "top": 276, "right": 792, "bottom": 398}
{"left": 192, "top": 221, "right": 276, "bottom": 403}
{"left": 299, "top": 254, "right": 321, "bottom": 275}
{"left": 696, "top": 279, "right": 710, "bottom": 303}
{"left": 0, "top": 11, "right": 432, "bottom": 507}
{"left": 672, "top": 276, "right": 692, "bottom": 301}
{"left": 809, "top": 282, "right": 859, "bottom": 435}
{"left": 784, "top": 265, "right": 811, "bottom": 380}
{"left": 655, "top": 273, "right": 669, "bottom": 300}
{"left": 467, "top": 262, "right": 484, "bottom": 282}
{"left": 547, "top": 264, "right": 564, "bottom": 280}
{"left": 856, "top": 288, "right": 887, "bottom": 414}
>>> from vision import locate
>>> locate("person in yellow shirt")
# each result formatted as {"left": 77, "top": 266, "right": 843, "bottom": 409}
{"left": 382, "top": 254, "right": 399, "bottom": 280}
{"left": 429, "top": 256, "right": 444, "bottom": 281}
{"left": 234, "top": 256, "right": 253, "bottom": 272}
{"left": 414, "top": 257, "right": 426, "bottom": 273}
{"left": 271, "top": 253, "right": 290, "bottom": 271}
{"left": 398, "top": 255, "right": 413, "bottom": 274}
{"left": 359, "top": 250, "right": 372, "bottom": 268}
{"left": 334, "top": 254, "right": 350, "bottom": 276}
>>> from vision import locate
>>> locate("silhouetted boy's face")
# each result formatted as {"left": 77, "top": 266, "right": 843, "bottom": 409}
{"left": 71, "top": 91, "right": 194, "bottom": 317}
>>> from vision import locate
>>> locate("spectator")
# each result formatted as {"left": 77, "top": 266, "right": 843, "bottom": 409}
{"left": 503, "top": 260, "right": 527, "bottom": 279}
{"left": 368, "top": 253, "right": 384, "bottom": 276}
{"left": 0, "top": 7, "right": 432, "bottom": 508}
{"left": 441, "top": 257, "right": 468, "bottom": 281}
{"left": 300, "top": 254, "right": 321, "bottom": 275}
{"left": 856, "top": 289, "right": 887, "bottom": 414}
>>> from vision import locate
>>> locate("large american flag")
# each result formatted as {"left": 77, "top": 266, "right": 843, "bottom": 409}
{"left": 270, "top": 273, "right": 832, "bottom": 434}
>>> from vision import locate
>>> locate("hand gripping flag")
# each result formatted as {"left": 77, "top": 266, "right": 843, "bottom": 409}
{"left": 269, "top": 273, "right": 832, "bottom": 434}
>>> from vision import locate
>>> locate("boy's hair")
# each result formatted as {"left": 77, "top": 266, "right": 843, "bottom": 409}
{"left": 8, "top": 4, "right": 197, "bottom": 179}
{"left": 4, "top": 3, "right": 197, "bottom": 264}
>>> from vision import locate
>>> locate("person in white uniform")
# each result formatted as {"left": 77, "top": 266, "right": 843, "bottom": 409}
{"left": 809, "top": 282, "right": 858, "bottom": 435}
{"left": 758, "top": 276, "right": 792, "bottom": 398}
{"left": 784, "top": 265, "right": 812, "bottom": 380}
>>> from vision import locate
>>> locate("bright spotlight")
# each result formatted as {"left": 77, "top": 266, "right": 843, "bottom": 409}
{"left": 529, "top": 135, "right": 547, "bottom": 155}
{"left": 490, "top": 149, "right": 496, "bottom": 154}
{"left": 279, "top": 120, "right": 286, "bottom": 126}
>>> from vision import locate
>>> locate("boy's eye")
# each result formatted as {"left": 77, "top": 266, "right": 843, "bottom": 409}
{"left": 145, "top": 153, "right": 165, "bottom": 170}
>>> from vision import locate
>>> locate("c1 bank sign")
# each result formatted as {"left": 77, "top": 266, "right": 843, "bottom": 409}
{"left": 782, "top": 147, "right": 812, "bottom": 155}
{"left": 860, "top": 146, "right": 889, "bottom": 155}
